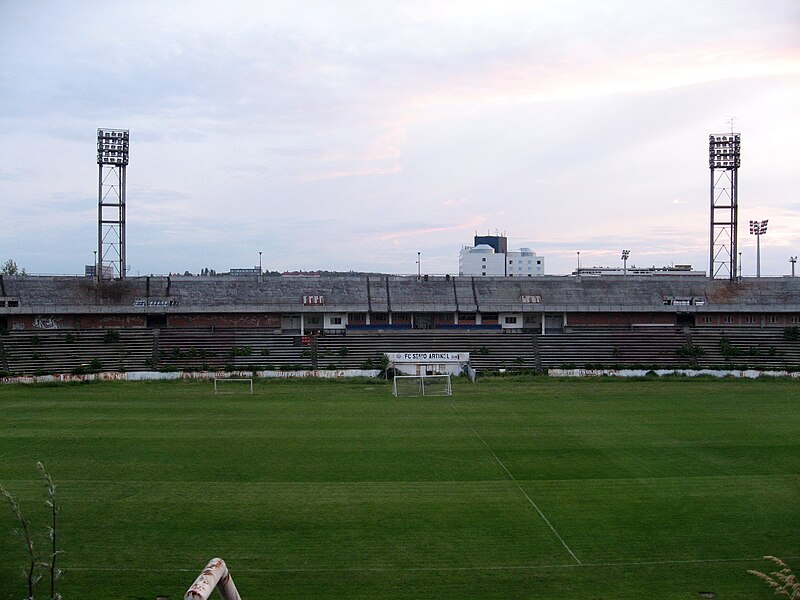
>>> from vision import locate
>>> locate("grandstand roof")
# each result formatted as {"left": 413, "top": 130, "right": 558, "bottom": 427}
{"left": 1, "top": 274, "right": 799, "bottom": 315}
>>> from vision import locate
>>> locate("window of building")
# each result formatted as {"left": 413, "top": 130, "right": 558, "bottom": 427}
{"left": 767, "top": 315, "right": 778, "bottom": 324}
{"left": 702, "top": 316, "right": 712, "bottom": 324}
{"left": 791, "top": 316, "right": 799, "bottom": 324}
{"left": 504, "top": 316, "right": 518, "bottom": 324}
{"left": 331, "top": 317, "right": 342, "bottom": 325}
{"left": 744, "top": 316, "right": 756, "bottom": 324}
{"left": 723, "top": 316, "right": 734, "bottom": 324}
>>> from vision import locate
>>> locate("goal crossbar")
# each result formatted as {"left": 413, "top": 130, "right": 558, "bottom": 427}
{"left": 213, "top": 378, "right": 253, "bottom": 395}
{"left": 392, "top": 374, "right": 452, "bottom": 397}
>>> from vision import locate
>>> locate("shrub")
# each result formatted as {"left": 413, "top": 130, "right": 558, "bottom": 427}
{"left": 677, "top": 343, "right": 704, "bottom": 358}
{"left": 783, "top": 326, "right": 800, "bottom": 341}
{"left": 103, "top": 329, "right": 120, "bottom": 343}
{"left": 89, "top": 357, "right": 102, "bottom": 372}
{"left": 229, "top": 346, "right": 253, "bottom": 357}
{"left": 719, "top": 337, "right": 742, "bottom": 359}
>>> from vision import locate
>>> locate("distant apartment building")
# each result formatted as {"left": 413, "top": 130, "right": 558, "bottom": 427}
{"left": 459, "top": 235, "right": 545, "bottom": 277}
{"left": 572, "top": 264, "right": 706, "bottom": 277}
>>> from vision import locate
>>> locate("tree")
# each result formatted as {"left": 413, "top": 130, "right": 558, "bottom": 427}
{"left": 1, "top": 258, "right": 25, "bottom": 275}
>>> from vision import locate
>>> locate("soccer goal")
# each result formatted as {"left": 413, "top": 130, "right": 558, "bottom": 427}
{"left": 213, "top": 378, "right": 254, "bottom": 395}
{"left": 392, "top": 374, "right": 452, "bottom": 397}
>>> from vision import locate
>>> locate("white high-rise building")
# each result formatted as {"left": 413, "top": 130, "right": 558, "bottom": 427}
{"left": 458, "top": 235, "right": 545, "bottom": 277}
{"left": 459, "top": 244, "right": 506, "bottom": 276}
{"left": 505, "top": 248, "right": 545, "bottom": 277}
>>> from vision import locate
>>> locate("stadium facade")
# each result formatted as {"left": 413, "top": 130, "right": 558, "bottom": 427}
{"left": 1, "top": 274, "right": 798, "bottom": 375}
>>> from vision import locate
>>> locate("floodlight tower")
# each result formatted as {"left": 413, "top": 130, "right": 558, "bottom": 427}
{"left": 97, "top": 128, "right": 129, "bottom": 279}
{"left": 621, "top": 249, "right": 630, "bottom": 275}
{"left": 749, "top": 219, "right": 768, "bottom": 277}
{"left": 709, "top": 132, "right": 741, "bottom": 280}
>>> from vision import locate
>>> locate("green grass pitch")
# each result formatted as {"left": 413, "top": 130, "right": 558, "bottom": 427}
{"left": 0, "top": 376, "right": 798, "bottom": 599}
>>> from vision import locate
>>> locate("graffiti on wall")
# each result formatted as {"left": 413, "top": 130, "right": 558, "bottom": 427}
{"left": 134, "top": 298, "right": 180, "bottom": 307}
{"left": 33, "top": 316, "right": 63, "bottom": 330}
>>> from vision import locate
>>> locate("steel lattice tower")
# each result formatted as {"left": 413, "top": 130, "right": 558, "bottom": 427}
{"left": 97, "top": 128, "right": 129, "bottom": 279}
{"left": 709, "top": 133, "right": 740, "bottom": 280}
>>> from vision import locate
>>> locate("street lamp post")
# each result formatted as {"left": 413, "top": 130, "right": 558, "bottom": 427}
{"left": 738, "top": 252, "right": 742, "bottom": 281}
{"left": 621, "top": 250, "right": 630, "bottom": 276}
{"left": 417, "top": 252, "right": 421, "bottom": 279}
{"left": 577, "top": 251, "right": 581, "bottom": 273}
{"left": 791, "top": 256, "right": 797, "bottom": 278}
{"left": 749, "top": 220, "right": 768, "bottom": 277}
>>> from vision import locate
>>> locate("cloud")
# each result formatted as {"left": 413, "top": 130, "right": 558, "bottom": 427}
{"left": 368, "top": 216, "right": 487, "bottom": 242}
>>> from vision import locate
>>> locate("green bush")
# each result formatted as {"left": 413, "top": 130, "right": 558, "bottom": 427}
{"left": 719, "top": 337, "right": 742, "bottom": 359}
{"left": 677, "top": 343, "right": 704, "bottom": 358}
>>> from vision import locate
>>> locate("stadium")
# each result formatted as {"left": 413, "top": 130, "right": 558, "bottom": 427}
{"left": 1, "top": 112, "right": 798, "bottom": 600}
{"left": 1, "top": 272, "right": 799, "bottom": 377}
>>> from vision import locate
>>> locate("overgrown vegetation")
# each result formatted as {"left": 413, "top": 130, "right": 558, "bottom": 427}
{"left": 677, "top": 343, "right": 705, "bottom": 359}
{"left": 719, "top": 336, "right": 743, "bottom": 359}
{"left": 749, "top": 556, "right": 800, "bottom": 599}
{"left": 0, "top": 463, "right": 62, "bottom": 600}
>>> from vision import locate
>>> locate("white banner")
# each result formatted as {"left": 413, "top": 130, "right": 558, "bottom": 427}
{"left": 385, "top": 352, "right": 469, "bottom": 362}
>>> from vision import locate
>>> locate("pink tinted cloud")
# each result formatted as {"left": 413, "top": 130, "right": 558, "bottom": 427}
{"left": 371, "top": 215, "right": 486, "bottom": 241}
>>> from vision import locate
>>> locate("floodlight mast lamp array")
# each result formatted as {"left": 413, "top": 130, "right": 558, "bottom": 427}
{"left": 749, "top": 219, "right": 768, "bottom": 278}
{"left": 621, "top": 249, "right": 630, "bottom": 276}
{"left": 709, "top": 133, "right": 741, "bottom": 281}
{"left": 97, "top": 128, "right": 129, "bottom": 280}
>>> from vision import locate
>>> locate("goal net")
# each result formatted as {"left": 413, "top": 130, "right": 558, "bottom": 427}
{"left": 392, "top": 374, "right": 452, "bottom": 397}
{"left": 213, "top": 378, "right": 254, "bottom": 395}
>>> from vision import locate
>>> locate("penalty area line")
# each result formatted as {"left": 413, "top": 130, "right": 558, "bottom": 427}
{"left": 449, "top": 402, "right": 582, "bottom": 566}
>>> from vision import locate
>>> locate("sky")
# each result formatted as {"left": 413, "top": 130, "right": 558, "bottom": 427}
{"left": 1, "top": 0, "right": 799, "bottom": 277}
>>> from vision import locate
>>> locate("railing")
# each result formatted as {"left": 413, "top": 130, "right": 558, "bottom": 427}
{"left": 184, "top": 558, "right": 241, "bottom": 600}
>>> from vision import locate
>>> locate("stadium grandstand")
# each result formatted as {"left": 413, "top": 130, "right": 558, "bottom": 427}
{"left": 0, "top": 273, "right": 799, "bottom": 376}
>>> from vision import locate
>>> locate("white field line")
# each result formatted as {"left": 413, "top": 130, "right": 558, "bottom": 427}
{"left": 49, "top": 555, "right": 800, "bottom": 574}
{"left": 449, "top": 402, "right": 582, "bottom": 566}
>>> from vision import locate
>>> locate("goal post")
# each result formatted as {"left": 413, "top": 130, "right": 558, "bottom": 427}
{"left": 392, "top": 374, "right": 452, "bottom": 397}
{"left": 213, "top": 378, "right": 253, "bottom": 395}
